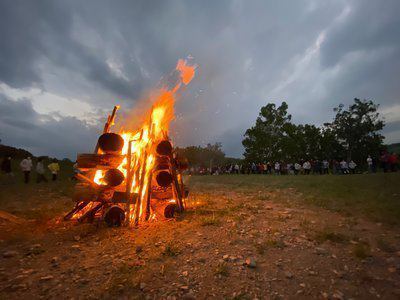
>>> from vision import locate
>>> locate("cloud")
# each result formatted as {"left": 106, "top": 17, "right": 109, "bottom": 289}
{"left": 0, "top": 95, "right": 99, "bottom": 159}
{"left": 0, "top": 0, "right": 399, "bottom": 158}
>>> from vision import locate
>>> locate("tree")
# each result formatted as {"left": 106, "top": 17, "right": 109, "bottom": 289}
{"left": 242, "top": 102, "right": 293, "bottom": 162}
{"left": 325, "top": 98, "right": 385, "bottom": 162}
{"left": 175, "top": 143, "right": 227, "bottom": 167}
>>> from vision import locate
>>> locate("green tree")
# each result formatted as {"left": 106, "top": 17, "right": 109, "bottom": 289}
{"left": 325, "top": 98, "right": 384, "bottom": 162}
{"left": 242, "top": 102, "right": 293, "bottom": 162}
{"left": 175, "top": 143, "right": 227, "bottom": 167}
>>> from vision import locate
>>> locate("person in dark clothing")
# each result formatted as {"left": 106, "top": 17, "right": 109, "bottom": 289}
{"left": 1, "top": 156, "right": 12, "bottom": 174}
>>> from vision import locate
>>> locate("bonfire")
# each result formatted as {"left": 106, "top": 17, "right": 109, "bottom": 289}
{"left": 64, "top": 59, "right": 196, "bottom": 226}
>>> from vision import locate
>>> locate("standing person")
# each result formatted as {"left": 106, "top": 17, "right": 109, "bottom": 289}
{"left": 348, "top": 160, "right": 357, "bottom": 174}
{"left": 366, "top": 155, "right": 373, "bottom": 173}
{"left": 1, "top": 156, "right": 12, "bottom": 175}
{"left": 267, "top": 162, "right": 272, "bottom": 174}
{"left": 322, "top": 159, "right": 329, "bottom": 174}
{"left": 1, "top": 156, "right": 14, "bottom": 183}
{"left": 234, "top": 163, "right": 240, "bottom": 174}
{"left": 48, "top": 159, "right": 60, "bottom": 181}
{"left": 380, "top": 151, "right": 389, "bottom": 172}
{"left": 340, "top": 159, "right": 349, "bottom": 174}
{"left": 303, "top": 160, "right": 311, "bottom": 175}
{"left": 294, "top": 162, "right": 301, "bottom": 175}
{"left": 36, "top": 158, "right": 48, "bottom": 183}
{"left": 263, "top": 162, "right": 268, "bottom": 174}
{"left": 20, "top": 157, "right": 33, "bottom": 183}
{"left": 274, "top": 161, "right": 281, "bottom": 175}
{"left": 389, "top": 152, "right": 398, "bottom": 172}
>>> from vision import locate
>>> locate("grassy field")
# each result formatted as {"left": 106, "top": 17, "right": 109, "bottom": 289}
{"left": 1, "top": 172, "right": 399, "bottom": 225}
{"left": 189, "top": 173, "right": 400, "bottom": 225}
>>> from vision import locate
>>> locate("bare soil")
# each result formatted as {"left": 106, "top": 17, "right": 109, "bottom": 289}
{"left": 1, "top": 179, "right": 400, "bottom": 299}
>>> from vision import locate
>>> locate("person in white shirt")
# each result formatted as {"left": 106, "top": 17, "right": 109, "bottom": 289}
{"left": 303, "top": 161, "right": 311, "bottom": 175}
{"left": 322, "top": 159, "right": 329, "bottom": 174}
{"left": 234, "top": 164, "right": 240, "bottom": 174}
{"left": 294, "top": 162, "right": 301, "bottom": 175}
{"left": 20, "top": 157, "right": 33, "bottom": 183}
{"left": 348, "top": 160, "right": 357, "bottom": 174}
{"left": 340, "top": 159, "right": 349, "bottom": 174}
{"left": 274, "top": 162, "right": 281, "bottom": 175}
{"left": 366, "top": 155, "right": 373, "bottom": 173}
{"left": 36, "top": 157, "right": 48, "bottom": 183}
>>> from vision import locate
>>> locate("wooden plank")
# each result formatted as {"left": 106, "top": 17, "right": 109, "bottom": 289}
{"left": 77, "top": 153, "right": 124, "bottom": 169}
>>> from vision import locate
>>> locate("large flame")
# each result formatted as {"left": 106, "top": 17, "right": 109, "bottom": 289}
{"left": 93, "top": 59, "right": 196, "bottom": 223}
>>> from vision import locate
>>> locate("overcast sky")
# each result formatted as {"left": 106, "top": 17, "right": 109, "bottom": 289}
{"left": 1, "top": 0, "right": 399, "bottom": 159}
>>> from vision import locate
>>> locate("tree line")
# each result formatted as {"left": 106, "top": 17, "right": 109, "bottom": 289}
{"left": 242, "top": 98, "right": 385, "bottom": 164}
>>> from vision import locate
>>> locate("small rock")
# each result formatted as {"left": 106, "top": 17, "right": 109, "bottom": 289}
{"left": 73, "top": 235, "right": 81, "bottom": 241}
{"left": 182, "top": 271, "right": 188, "bottom": 277}
{"left": 3, "top": 250, "right": 18, "bottom": 258}
{"left": 78, "top": 278, "right": 89, "bottom": 285}
{"left": 51, "top": 257, "right": 59, "bottom": 264}
{"left": 40, "top": 275, "right": 54, "bottom": 282}
{"left": 71, "top": 245, "right": 81, "bottom": 251}
{"left": 299, "top": 283, "right": 306, "bottom": 288}
{"left": 21, "top": 269, "right": 35, "bottom": 275}
{"left": 11, "top": 283, "right": 27, "bottom": 291}
{"left": 182, "top": 292, "right": 196, "bottom": 300}
{"left": 308, "top": 270, "right": 317, "bottom": 276}
{"left": 139, "top": 282, "right": 146, "bottom": 290}
{"left": 315, "top": 247, "right": 328, "bottom": 255}
{"left": 244, "top": 258, "right": 257, "bottom": 268}
{"left": 321, "top": 292, "right": 329, "bottom": 299}
{"left": 180, "top": 285, "right": 189, "bottom": 290}
{"left": 332, "top": 290, "right": 344, "bottom": 300}
{"left": 222, "top": 255, "right": 229, "bottom": 261}
{"left": 285, "top": 271, "right": 294, "bottom": 279}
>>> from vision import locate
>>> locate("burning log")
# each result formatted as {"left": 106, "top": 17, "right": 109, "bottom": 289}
{"left": 151, "top": 201, "right": 176, "bottom": 219}
{"left": 156, "top": 140, "right": 173, "bottom": 156}
{"left": 155, "top": 170, "right": 173, "bottom": 187}
{"left": 66, "top": 58, "right": 196, "bottom": 227}
{"left": 103, "top": 169, "right": 125, "bottom": 187}
{"left": 104, "top": 205, "right": 125, "bottom": 227}
{"left": 98, "top": 133, "right": 124, "bottom": 154}
{"left": 72, "top": 184, "right": 97, "bottom": 202}
{"left": 77, "top": 153, "right": 124, "bottom": 169}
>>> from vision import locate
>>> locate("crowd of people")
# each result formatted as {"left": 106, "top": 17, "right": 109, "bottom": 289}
{"left": 190, "top": 152, "right": 399, "bottom": 176}
{"left": 1, "top": 156, "right": 60, "bottom": 184}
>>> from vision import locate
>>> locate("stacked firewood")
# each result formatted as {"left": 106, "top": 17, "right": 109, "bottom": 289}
{"left": 64, "top": 106, "right": 188, "bottom": 227}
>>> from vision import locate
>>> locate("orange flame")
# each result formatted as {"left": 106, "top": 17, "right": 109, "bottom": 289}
{"left": 93, "top": 59, "right": 196, "bottom": 223}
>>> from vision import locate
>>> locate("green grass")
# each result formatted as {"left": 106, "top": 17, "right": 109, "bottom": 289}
{"left": 188, "top": 173, "right": 400, "bottom": 226}
{"left": 0, "top": 159, "right": 75, "bottom": 220}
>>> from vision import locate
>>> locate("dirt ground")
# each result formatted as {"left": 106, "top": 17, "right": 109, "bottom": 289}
{"left": 1, "top": 177, "right": 400, "bottom": 299}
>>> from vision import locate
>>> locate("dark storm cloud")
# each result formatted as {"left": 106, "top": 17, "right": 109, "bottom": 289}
{"left": 0, "top": 0, "right": 139, "bottom": 99}
{"left": 0, "top": 95, "right": 99, "bottom": 158}
{"left": 0, "top": 0, "right": 399, "bottom": 158}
